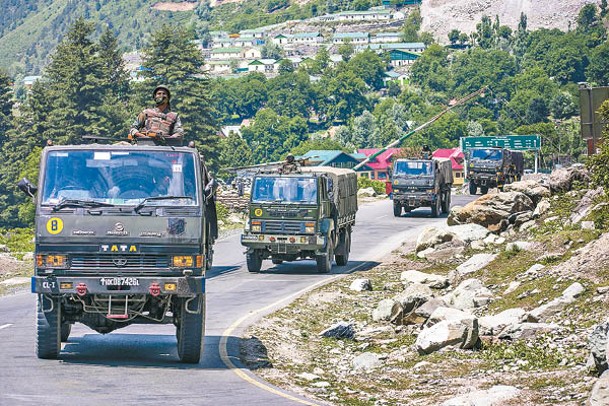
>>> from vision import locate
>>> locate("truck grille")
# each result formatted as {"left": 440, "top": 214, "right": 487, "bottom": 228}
{"left": 262, "top": 220, "right": 305, "bottom": 234}
{"left": 70, "top": 254, "right": 169, "bottom": 273}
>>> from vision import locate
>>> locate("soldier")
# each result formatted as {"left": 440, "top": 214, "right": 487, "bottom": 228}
{"left": 130, "top": 85, "right": 184, "bottom": 141}
{"left": 421, "top": 144, "right": 432, "bottom": 160}
{"left": 279, "top": 153, "right": 300, "bottom": 174}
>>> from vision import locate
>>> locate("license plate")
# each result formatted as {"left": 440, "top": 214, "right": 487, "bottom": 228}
{"left": 99, "top": 277, "right": 140, "bottom": 287}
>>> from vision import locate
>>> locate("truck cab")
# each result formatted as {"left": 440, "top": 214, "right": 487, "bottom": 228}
{"left": 466, "top": 147, "right": 524, "bottom": 194}
{"left": 21, "top": 142, "right": 216, "bottom": 363}
{"left": 241, "top": 167, "right": 357, "bottom": 273}
{"left": 391, "top": 158, "right": 453, "bottom": 217}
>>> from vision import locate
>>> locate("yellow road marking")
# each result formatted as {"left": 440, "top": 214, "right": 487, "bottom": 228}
{"left": 219, "top": 262, "right": 372, "bottom": 405}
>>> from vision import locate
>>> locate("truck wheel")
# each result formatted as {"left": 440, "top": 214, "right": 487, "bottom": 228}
{"left": 246, "top": 251, "right": 262, "bottom": 273}
{"left": 176, "top": 295, "right": 205, "bottom": 364}
{"left": 36, "top": 295, "right": 61, "bottom": 359}
{"left": 393, "top": 202, "right": 402, "bottom": 217}
{"left": 60, "top": 322, "right": 72, "bottom": 342}
{"left": 481, "top": 186, "right": 489, "bottom": 194}
{"left": 335, "top": 229, "right": 350, "bottom": 266}
{"left": 316, "top": 239, "right": 333, "bottom": 273}
{"left": 441, "top": 191, "right": 451, "bottom": 214}
{"left": 469, "top": 181, "right": 477, "bottom": 195}
{"left": 431, "top": 197, "right": 441, "bottom": 218}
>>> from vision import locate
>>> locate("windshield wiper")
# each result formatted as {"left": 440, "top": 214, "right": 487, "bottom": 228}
{"left": 134, "top": 196, "right": 193, "bottom": 213}
{"left": 52, "top": 199, "right": 115, "bottom": 211}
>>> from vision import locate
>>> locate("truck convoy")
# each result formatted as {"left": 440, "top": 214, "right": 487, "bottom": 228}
{"left": 391, "top": 158, "right": 453, "bottom": 217}
{"left": 18, "top": 138, "right": 217, "bottom": 363}
{"left": 466, "top": 147, "right": 524, "bottom": 195}
{"left": 241, "top": 166, "right": 358, "bottom": 273}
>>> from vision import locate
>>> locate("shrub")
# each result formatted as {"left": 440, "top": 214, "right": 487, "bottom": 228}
{"left": 357, "top": 176, "right": 386, "bottom": 195}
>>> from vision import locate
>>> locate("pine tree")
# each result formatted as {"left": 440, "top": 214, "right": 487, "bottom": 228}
{"left": 139, "top": 24, "right": 219, "bottom": 168}
{"left": 0, "top": 69, "right": 13, "bottom": 146}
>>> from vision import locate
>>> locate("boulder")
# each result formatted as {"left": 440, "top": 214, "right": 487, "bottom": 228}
{"left": 420, "top": 240, "right": 466, "bottom": 262}
{"left": 447, "top": 191, "right": 535, "bottom": 231}
{"left": 401, "top": 270, "right": 449, "bottom": 289}
{"left": 416, "top": 226, "right": 458, "bottom": 252}
{"left": 445, "top": 279, "right": 494, "bottom": 310}
{"left": 589, "top": 321, "right": 609, "bottom": 375}
{"left": 424, "top": 306, "right": 475, "bottom": 328}
{"left": 447, "top": 223, "right": 490, "bottom": 243}
{"left": 498, "top": 322, "right": 561, "bottom": 339}
{"left": 548, "top": 165, "right": 590, "bottom": 194}
{"left": 478, "top": 308, "right": 527, "bottom": 336}
{"left": 416, "top": 318, "right": 479, "bottom": 354}
{"left": 349, "top": 278, "right": 372, "bottom": 292}
{"left": 570, "top": 187, "right": 604, "bottom": 224}
{"left": 504, "top": 179, "right": 550, "bottom": 205}
{"left": 455, "top": 253, "right": 498, "bottom": 276}
{"left": 372, "top": 299, "right": 396, "bottom": 322}
{"left": 533, "top": 198, "right": 551, "bottom": 218}
{"left": 357, "top": 187, "right": 377, "bottom": 197}
{"left": 319, "top": 321, "right": 355, "bottom": 340}
{"left": 589, "top": 370, "right": 609, "bottom": 405}
{"left": 441, "top": 385, "right": 520, "bottom": 406}
{"left": 352, "top": 352, "right": 383, "bottom": 371}
{"left": 414, "top": 298, "right": 448, "bottom": 320}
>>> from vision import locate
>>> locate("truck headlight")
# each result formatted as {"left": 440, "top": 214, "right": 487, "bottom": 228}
{"left": 37, "top": 254, "right": 69, "bottom": 269}
{"left": 251, "top": 220, "right": 261, "bottom": 233}
{"left": 172, "top": 256, "right": 195, "bottom": 267}
{"left": 305, "top": 222, "right": 315, "bottom": 233}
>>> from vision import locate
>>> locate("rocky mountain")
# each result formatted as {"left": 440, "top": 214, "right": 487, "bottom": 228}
{"left": 421, "top": 0, "right": 602, "bottom": 43}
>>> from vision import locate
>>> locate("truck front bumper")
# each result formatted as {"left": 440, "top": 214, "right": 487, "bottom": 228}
{"left": 241, "top": 233, "right": 326, "bottom": 254}
{"left": 393, "top": 192, "right": 434, "bottom": 207}
{"left": 32, "top": 275, "right": 205, "bottom": 297}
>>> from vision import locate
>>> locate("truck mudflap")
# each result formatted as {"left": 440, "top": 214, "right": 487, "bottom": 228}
{"left": 393, "top": 192, "right": 434, "bottom": 207}
{"left": 31, "top": 275, "right": 205, "bottom": 297}
{"left": 241, "top": 233, "right": 326, "bottom": 253}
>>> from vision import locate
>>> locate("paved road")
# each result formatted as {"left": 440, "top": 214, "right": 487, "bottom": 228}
{"left": 0, "top": 195, "right": 475, "bottom": 405}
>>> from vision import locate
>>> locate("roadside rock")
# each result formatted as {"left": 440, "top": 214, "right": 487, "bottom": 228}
{"left": 589, "top": 321, "right": 609, "bottom": 375}
{"left": 352, "top": 352, "right": 383, "bottom": 371}
{"left": 400, "top": 270, "right": 449, "bottom": 289}
{"left": 498, "top": 322, "right": 561, "bottom": 340}
{"left": 570, "top": 187, "right": 604, "bottom": 224}
{"left": 319, "top": 321, "right": 355, "bottom": 340}
{"left": 372, "top": 299, "right": 395, "bottom": 322}
{"left": 589, "top": 370, "right": 609, "bottom": 405}
{"left": 416, "top": 226, "right": 458, "bottom": 252}
{"left": 549, "top": 165, "right": 590, "bottom": 193}
{"left": 441, "top": 385, "right": 521, "bottom": 406}
{"left": 455, "top": 253, "right": 498, "bottom": 276}
{"left": 349, "top": 278, "right": 372, "bottom": 292}
{"left": 444, "top": 279, "right": 494, "bottom": 310}
{"left": 478, "top": 308, "right": 527, "bottom": 336}
{"left": 447, "top": 223, "right": 491, "bottom": 243}
{"left": 416, "top": 318, "right": 479, "bottom": 354}
{"left": 504, "top": 179, "right": 550, "bottom": 205}
{"left": 424, "top": 306, "right": 475, "bottom": 328}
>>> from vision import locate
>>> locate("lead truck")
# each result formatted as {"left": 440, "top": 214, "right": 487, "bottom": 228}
{"left": 241, "top": 166, "right": 358, "bottom": 273}
{"left": 19, "top": 137, "right": 217, "bottom": 363}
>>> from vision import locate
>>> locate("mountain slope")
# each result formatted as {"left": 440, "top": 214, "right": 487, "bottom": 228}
{"left": 421, "top": 0, "right": 601, "bottom": 43}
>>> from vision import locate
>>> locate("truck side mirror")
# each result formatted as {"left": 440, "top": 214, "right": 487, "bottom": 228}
{"left": 17, "top": 178, "right": 38, "bottom": 197}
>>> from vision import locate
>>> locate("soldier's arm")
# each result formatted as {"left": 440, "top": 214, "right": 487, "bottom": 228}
{"left": 171, "top": 114, "right": 185, "bottom": 137}
{"left": 130, "top": 112, "right": 145, "bottom": 136}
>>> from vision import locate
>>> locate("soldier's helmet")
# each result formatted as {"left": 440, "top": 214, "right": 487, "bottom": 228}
{"left": 153, "top": 85, "right": 171, "bottom": 100}
{"left": 286, "top": 154, "right": 295, "bottom": 163}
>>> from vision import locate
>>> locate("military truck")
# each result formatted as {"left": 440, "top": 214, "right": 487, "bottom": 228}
{"left": 241, "top": 166, "right": 358, "bottom": 273}
{"left": 18, "top": 138, "right": 217, "bottom": 363}
{"left": 466, "top": 147, "right": 524, "bottom": 194}
{"left": 391, "top": 158, "right": 453, "bottom": 217}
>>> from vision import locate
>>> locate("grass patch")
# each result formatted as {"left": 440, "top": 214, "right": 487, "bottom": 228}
{"left": 0, "top": 227, "right": 34, "bottom": 260}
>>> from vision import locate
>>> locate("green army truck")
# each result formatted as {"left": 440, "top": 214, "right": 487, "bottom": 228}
{"left": 18, "top": 139, "right": 217, "bottom": 363}
{"left": 241, "top": 167, "right": 358, "bottom": 273}
{"left": 466, "top": 147, "right": 524, "bottom": 194}
{"left": 391, "top": 158, "right": 453, "bottom": 217}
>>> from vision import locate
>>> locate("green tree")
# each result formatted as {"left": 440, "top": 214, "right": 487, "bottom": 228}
{"left": 0, "top": 69, "right": 13, "bottom": 146}
{"left": 266, "top": 71, "right": 315, "bottom": 119}
{"left": 586, "top": 40, "right": 609, "bottom": 85}
{"left": 312, "top": 46, "right": 330, "bottom": 74}
{"left": 317, "top": 69, "right": 369, "bottom": 123}
{"left": 241, "top": 108, "right": 308, "bottom": 163}
{"left": 217, "top": 132, "right": 253, "bottom": 176}
{"left": 401, "top": 8, "right": 421, "bottom": 42}
{"left": 338, "top": 42, "right": 355, "bottom": 62}
{"left": 261, "top": 41, "right": 284, "bottom": 59}
{"left": 139, "top": 24, "right": 219, "bottom": 166}
{"left": 290, "top": 137, "right": 347, "bottom": 155}
{"left": 347, "top": 49, "right": 386, "bottom": 90}
{"left": 448, "top": 29, "right": 461, "bottom": 45}
{"left": 409, "top": 44, "right": 452, "bottom": 92}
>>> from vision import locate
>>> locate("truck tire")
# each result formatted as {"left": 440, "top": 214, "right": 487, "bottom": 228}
{"left": 246, "top": 251, "right": 262, "bottom": 273}
{"left": 316, "top": 239, "right": 333, "bottom": 273}
{"left": 441, "top": 191, "right": 451, "bottom": 214}
{"left": 36, "top": 295, "right": 61, "bottom": 359}
{"left": 393, "top": 202, "right": 402, "bottom": 217}
{"left": 431, "top": 197, "right": 441, "bottom": 218}
{"left": 469, "top": 181, "right": 477, "bottom": 195}
{"left": 60, "top": 322, "right": 72, "bottom": 342}
{"left": 335, "top": 229, "right": 350, "bottom": 266}
{"left": 480, "top": 186, "right": 489, "bottom": 194}
{"left": 176, "top": 295, "right": 205, "bottom": 364}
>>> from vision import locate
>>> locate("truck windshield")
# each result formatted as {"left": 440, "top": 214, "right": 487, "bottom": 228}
{"left": 40, "top": 149, "right": 198, "bottom": 206}
{"left": 393, "top": 161, "right": 432, "bottom": 176}
{"left": 252, "top": 176, "right": 317, "bottom": 203}
{"left": 470, "top": 149, "right": 503, "bottom": 160}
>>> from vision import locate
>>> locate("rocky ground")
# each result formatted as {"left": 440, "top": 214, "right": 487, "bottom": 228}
{"left": 242, "top": 166, "right": 609, "bottom": 405}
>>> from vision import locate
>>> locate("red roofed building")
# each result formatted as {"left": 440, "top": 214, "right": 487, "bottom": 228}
{"left": 432, "top": 148, "right": 465, "bottom": 185}
{"left": 358, "top": 148, "right": 402, "bottom": 194}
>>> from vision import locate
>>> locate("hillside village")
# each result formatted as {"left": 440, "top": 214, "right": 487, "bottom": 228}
{"left": 123, "top": 6, "right": 423, "bottom": 79}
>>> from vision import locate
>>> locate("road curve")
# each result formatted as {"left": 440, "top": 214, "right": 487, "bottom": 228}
{"left": 0, "top": 195, "right": 475, "bottom": 405}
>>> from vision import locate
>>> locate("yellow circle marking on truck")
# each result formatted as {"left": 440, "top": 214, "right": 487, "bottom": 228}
{"left": 254, "top": 208, "right": 263, "bottom": 217}
{"left": 46, "top": 217, "right": 64, "bottom": 235}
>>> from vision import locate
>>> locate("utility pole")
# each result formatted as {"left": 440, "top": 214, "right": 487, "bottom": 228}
{"left": 353, "top": 86, "right": 488, "bottom": 170}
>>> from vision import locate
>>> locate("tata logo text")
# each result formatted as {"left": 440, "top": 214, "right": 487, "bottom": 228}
{"left": 100, "top": 244, "right": 138, "bottom": 253}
